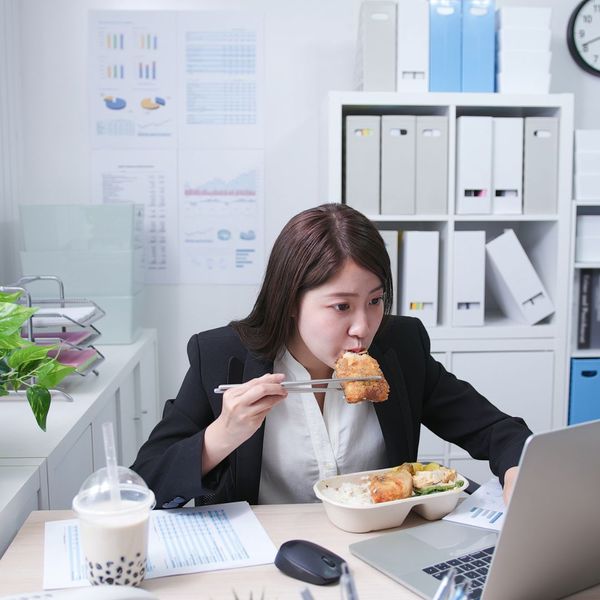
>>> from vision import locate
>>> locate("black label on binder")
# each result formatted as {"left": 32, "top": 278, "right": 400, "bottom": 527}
{"left": 578, "top": 269, "right": 593, "bottom": 349}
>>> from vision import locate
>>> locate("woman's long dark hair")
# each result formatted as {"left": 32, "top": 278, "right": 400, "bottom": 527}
{"left": 230, "top": 203, "right": 393, "bottom": 361}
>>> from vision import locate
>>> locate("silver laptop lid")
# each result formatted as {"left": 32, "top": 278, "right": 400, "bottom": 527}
{"left": 483, "top": 418, "right": 600, "bottom": 600}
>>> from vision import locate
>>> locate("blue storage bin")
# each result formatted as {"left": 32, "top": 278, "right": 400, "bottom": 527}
{"left": 569, "top": 358, "right": 600, "bottom": 425}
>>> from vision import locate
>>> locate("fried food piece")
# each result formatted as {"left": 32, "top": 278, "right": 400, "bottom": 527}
{"left": 334, "top": 351, "right": 390, "bottom": 403}
{"left": 369, "top": 469, "right": 413, "bottom": 503}
{"left": 393, "top": 462, "right": 423, "bottom": 476}
{"left": 412, "top": 467, "right": 457, "bottom": 490}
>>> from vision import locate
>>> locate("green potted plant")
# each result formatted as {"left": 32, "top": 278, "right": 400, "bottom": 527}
{"left": 0, "top": 290, "right": 75, "bottom": 431}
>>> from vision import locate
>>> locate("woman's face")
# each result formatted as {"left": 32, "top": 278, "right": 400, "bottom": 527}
{"left": 288, "top": 259, "right": 385, "bottom": 376}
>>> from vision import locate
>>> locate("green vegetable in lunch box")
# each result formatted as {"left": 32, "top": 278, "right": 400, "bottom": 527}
{"left": 413, "top": 479, "right": 465, "bottom": 495}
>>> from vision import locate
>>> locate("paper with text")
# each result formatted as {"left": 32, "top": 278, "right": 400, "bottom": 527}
{"left": 442, "top": 477, "right": 506, "bottom": 531}
{"left": 178, "top": 148, "right": 264, "bottom": 284}
{"left": 43, "top": 501, "right": 276, "bottom": 589}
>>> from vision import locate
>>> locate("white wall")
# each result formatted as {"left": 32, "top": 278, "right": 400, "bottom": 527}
{"left": 499, "top": 0, "right": 600, "bottom": 128}
{"left": 4, "top": 0, "right": 600, "bottom": 408}
{"left": 0, "top": 0, "right": 24, "bottom": 286}
{"left": 12, "top": 0, "right": 362, "bottom": 406}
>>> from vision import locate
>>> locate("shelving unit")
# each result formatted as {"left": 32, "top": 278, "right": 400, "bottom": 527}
{"left": 566, "top": 194, "right": 600, "bottom": 425}
{"left": 568, "top": 202, "right": 600, "bottom": 356}
{"left": 324, "top": 91, "right": 574, "bottom": 483}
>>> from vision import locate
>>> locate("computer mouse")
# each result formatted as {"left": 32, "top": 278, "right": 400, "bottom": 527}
{"left": 274, "top": 539, "right": 345, "bottom": 585}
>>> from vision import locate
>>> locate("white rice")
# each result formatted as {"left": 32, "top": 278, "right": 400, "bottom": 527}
{"left": 322, "top": 479, "right": 373, "bottom": 506}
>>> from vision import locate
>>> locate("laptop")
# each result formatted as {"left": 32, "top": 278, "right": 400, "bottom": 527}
{"left": 349, "top": 419, "right": 600, "bottom": 600}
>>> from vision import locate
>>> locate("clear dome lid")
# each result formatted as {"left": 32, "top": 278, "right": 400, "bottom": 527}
{"left": 73, "top": 466, "right": 155, "bottom": 515}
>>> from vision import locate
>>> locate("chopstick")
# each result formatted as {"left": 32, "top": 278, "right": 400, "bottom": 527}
{"left": 213, "top": 376, "right": 382, "bottom": 394}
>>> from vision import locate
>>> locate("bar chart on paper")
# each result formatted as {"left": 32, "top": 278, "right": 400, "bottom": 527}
{"left": 43, "top": 502, "right": 277, "bottom": 589}
{"left": 468, "top": 506, "right": 504, "bottom": 525}
{"left": 443, "top": 477, "right": 506, "bottom": 531}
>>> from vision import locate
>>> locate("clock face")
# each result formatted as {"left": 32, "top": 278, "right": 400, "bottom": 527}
{"left": 568, "top": 0, "right": 600, "bottom": 76}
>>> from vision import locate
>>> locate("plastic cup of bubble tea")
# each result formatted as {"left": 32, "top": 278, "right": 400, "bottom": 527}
{"left": 72, "top": 466, "right": 155, "bottom": 586}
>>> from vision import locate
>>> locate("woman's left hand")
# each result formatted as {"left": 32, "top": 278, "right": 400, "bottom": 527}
{"left": 502, "top": 466, "right": 519, "bottom": 506}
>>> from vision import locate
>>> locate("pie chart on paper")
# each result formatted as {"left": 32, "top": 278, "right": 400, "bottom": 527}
{"left": 103, "top": 96, "right": 127, "bottom": 110}
{"left": 141, "top": 97, "right": 166, "bottom": 110}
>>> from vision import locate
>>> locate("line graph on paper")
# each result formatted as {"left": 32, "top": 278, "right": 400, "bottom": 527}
{"left": 182, "top": 170, "right": 258, "bottom": 218}
{"left": 178, "top": 149, "right": 264, "bottom": 283}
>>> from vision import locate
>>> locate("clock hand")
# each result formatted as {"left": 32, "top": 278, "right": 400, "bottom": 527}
{"left": 582, "top": 35, "right": 600, "bottom": 49}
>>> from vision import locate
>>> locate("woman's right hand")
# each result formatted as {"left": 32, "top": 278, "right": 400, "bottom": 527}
{"left": 217, "top": 373, "right": 287, "bottom": 447}
{"left": 202, "top": 373, "right": 287, "bottom": 475}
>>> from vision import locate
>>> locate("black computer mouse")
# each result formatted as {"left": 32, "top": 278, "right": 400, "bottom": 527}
{"left": 274, "top": 539, "right": 345, "bottom": 585}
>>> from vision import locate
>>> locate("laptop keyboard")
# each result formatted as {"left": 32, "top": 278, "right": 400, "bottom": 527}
{"left": 422, "top": 546, "right": 495, "bottom": 599}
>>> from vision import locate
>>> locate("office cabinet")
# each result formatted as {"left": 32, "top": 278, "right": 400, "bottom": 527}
{"left": 48, "top": 426, "right": 94, "bottom": 509}
{"left": 91, "top": 396, "right": 120, "bottom": 469}
{"left": 569, "top": 358, "right": 600, "bottom": 425}
{"left": 451, "top": 351, "right": 554, "bottom": 434}
{"left": 326, "top": 92, "right": 574, "bottom": 481}
{"left": 0, "top": 330, "right": 160, "bottom": 519}
{"left": 0, "top": 465, "right": 43, "bottom": 556}
{"left": 419, "top": 349, "right": 554, "bottom": 480}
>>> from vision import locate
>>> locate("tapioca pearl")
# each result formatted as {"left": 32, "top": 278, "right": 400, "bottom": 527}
{"left": 95, "top": 563, "right": 102, "bottom": 570}
{"left": 127, "top": 569, "right": 131, "bottom": 575}
{"left": 129, "top": 561, "right": 134, "bottom": 566}
{"left": 88, "top": 561, "right": 93, "bottom": 569}
{"left": 124, "top": 579, "right": 130, "bottom": 585}
{"left": 117, "top": 566, "right": 123, "bottom": 574}
{"left": 106, "top": 578, "right": 114, "bottom": 584}
{"left": 136, "top": 552, "right": 141, "bottom": 557}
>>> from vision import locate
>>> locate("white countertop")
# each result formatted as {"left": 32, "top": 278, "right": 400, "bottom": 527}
{"left": 0, "top": 466, "right": 40, "bottom": 512}
{"left": 0, "top": 329, "right": 156, "bottom": 461}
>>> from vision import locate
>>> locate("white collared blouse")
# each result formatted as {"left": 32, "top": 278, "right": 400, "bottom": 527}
{"left": 258, "top": 349, "right": 388, "bottom": 504}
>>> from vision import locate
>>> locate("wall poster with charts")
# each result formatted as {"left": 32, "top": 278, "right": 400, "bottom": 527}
{"left": 89, "top": 10, "right": 265, "bottom": 284}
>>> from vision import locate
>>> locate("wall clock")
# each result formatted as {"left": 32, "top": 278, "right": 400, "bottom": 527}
{"left": 567, "top": 0, "right": 600, "bottom": 76}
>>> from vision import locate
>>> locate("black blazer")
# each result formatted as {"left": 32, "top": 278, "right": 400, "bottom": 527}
{"left": 131, "top": 316, "right": 532, "bottom": 509}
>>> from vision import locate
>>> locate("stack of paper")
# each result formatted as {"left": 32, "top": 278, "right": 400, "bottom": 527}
{"left": 575, "top": 130, "right": 600, "bottom": 202}
{"left": 43, "top": 501, "right": 277, "bottom": 590}
{"left": 496, "top": 7, "right": 552, "bottom": 93}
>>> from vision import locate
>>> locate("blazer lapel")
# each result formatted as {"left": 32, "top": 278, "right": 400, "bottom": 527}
{"left": 369, "top": 343, "right": 415, "bottom": 465}
{"left": 234, "top": 352, "right": 273, "bottom": 503}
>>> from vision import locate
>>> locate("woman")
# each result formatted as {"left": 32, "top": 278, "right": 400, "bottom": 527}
{"left": 132, "top": 203, "right": 530, "bottom": 509}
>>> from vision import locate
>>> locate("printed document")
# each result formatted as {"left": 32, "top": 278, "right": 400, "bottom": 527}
{"left": 443, "top": 477, "right": 506, "bottom": 531}
{"left": 43, "top": 501, "right": 276, "bottom": 589}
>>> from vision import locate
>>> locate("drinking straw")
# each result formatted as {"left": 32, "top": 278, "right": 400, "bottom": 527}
{"left": 102, "top": 421, "right": 121, "bottom": 506}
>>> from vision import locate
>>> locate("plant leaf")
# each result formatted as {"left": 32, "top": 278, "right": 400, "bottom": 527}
{"left": 18, "top": 358, "right": 46, "bottom": 380}
{"left": 0, "top": 331, "right": 28, "bottom": 351}
{"left": 0, "top": 291, "right": 22, "bottom": 303}
{"left": 26, "top": 385, "right": 51, "bottom": 431}
{"left": 7, "top": 344, "right": 53, "bottom": 370}
{"left": 0, "top": 302, "right": 37, "bottom": 336}
{"left": 35, "top": 360, "right": 76, "bottom": 388}
{"left": 0, "top": 383, "right": 8, "bottom": 397}
{"left": 0, "top": 357, "right": 10, "bottom": 386}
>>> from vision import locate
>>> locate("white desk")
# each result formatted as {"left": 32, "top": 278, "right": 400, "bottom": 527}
{"left": 0, "top": 505, "right": 598, "bottom": 600}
